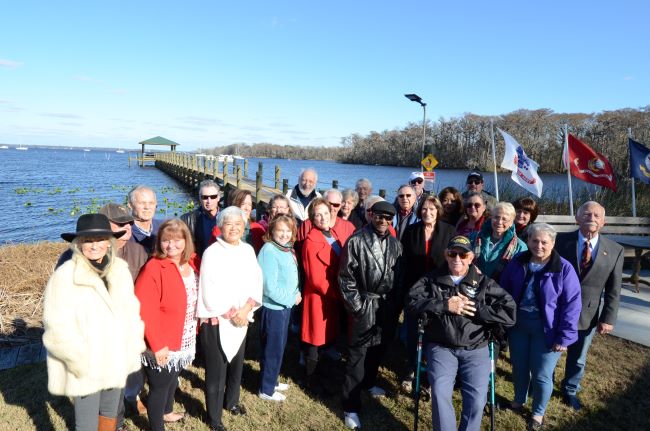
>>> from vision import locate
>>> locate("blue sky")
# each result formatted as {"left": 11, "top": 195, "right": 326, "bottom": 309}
{"left": 1, "top": 1, "right": 648, "bottom": 150}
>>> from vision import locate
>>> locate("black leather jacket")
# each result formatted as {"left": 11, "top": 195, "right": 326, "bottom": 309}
{"left": 407, "top": 264, "right": 516, "bottom": 350}
{"left": 338, "top": 226, "right": 403, "bottom": 348}
{"left": 180, "top": 208, "right": 212, "bottom": 256}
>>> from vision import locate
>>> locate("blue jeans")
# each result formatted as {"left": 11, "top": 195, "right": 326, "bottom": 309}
{"left": 508, "top": 310, "right": 562, "bottom": 417}
{"left": 259, "top": 306, "right": 292, "bottom": 396}
{"left": 561, "top": 326, "right": 596, "bottom": 396}
{"left": 426, "top": 343, "right": 490, "bottom": 431}
{"left": 73, "top": 388, "right": 121, "bottom": 431}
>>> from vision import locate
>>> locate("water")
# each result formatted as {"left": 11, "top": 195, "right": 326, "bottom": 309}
{"left": 0, "top": 148, "right": 591, "bottom": 244}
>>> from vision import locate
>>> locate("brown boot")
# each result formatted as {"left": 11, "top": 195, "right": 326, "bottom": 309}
{"left": 98, "top": 415, "right": 117, "bottom": 431}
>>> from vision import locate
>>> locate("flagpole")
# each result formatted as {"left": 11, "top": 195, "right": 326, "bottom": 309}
{"left": 564, "top": 124, "right": 574, "bottom": 216}
{"left": 490, "top": 118, "right": 499, "bottom": 201}
{"left": 628, "top": 127, "right": 637, "bottom": 217}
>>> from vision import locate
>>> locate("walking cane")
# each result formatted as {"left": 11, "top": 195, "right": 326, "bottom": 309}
{"left": 413, "top": 313, "right": 428, "bottom": 431}
{"left": 488, "top": 335, "right": 496, "bottom": 431}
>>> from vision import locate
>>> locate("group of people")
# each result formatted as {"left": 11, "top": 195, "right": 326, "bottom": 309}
{"left": 42, "top": 168, "right": 624, "bottom": 431}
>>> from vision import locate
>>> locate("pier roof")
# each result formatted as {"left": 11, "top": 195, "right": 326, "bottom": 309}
{"left": 138, "top": 136, "right": 180, "bottom": 148}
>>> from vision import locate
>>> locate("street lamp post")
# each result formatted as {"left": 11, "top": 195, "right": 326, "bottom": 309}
{"left": 404, "top": 94, "right": 427, "bottom": 168}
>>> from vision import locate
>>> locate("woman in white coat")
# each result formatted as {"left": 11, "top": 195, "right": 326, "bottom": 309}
{"left": 43, "top": 214, "right": 145, "bottom": 431}
{"left": 198, "top": 206, "right": 263, "bottom": 431}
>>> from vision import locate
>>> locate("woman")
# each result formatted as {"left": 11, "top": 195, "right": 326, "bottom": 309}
{"left": 198, "top": 206, "right": 263, "bottom": 431}
{"left": 340, "top": 188, "right": 363, "bottom": 229}
{"left": 400, "top": 196, "right": 456, "bottom": 388}
{"left": 135, "top": 219, "right": 200, "bottom": 431}
{"left": 301, "top": 197, "right": 345, "bottom": 392}
{"left": 43, "top": 214, "right": 144, "bottom": 431}
{"left": 455, "top": 192, "right": 487, "bottom": 237}
{"left": 210, "top": 189, "right": 265, "bottom": 254}
{"left": 472, "top": 202, "right": 527, "bottom": 282}
{"left": 513, "top": 197, "right": 539, "bottom": 242}
{"left": 407, "top": 235, "right": 516, "bottom": 431}
{"left": 500, "top": 224, "right": 582, "bottom": 430}
{"left": 438, "top": 187, "right": 464, "bottom": 226}
{"left": 258, "top": 194, "right": 295, "bottom": 232}
{"left": 257, "top": 215, "right": 301, "bottom": 402}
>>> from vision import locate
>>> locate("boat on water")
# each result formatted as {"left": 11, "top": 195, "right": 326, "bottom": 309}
{"left": 217, "top": 154, "right": 235, "bottom": 163}
{"left": 83, "top": 148, "right": 91, "bottom": 152}
{"left": 16, "top": 145, "right": 28, "bottom": 151}
{"left": 116, "top": 149, "right": 125, "bottom": 154}
{"left": 0, "top": 145, "right": 8, "bottom": 150}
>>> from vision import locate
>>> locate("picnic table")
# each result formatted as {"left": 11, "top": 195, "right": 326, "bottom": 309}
{"left": 605, "top": 234, "right": 650, "bottom": 293}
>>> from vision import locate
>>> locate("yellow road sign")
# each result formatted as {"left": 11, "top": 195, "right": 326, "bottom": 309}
{"left": 421, "top": 154, "right": 438, "bottom": 171}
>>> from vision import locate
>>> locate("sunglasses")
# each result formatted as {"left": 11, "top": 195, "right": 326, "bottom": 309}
{"left": 398, "top": 194, "right": 413, "bottom": 198}
{"left": 467, "top": 180, "right": 483, "bottom": 185}
{"left": 201, "top": 194, "right": 219, "bottom": 200}
{"left": 328, "top": 202, "right": 341, "bottom": 208}
{"left": 372, "top": 213, "right": 393, "bottom": 221}
{"left": 410, "top": 178, "right": 424, "bottom": 184}
{"left": 467, "top": 203, "right": 483, "bottom": 208}
{"left": 114, "top": 221, "right": 133, "bottom": 227}
{"left": 447, "top": 251, "right": 470, "bottom": 259}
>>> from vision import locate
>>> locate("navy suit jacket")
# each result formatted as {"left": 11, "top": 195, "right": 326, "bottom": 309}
{"left": 555, "top": 230, "right": 624, "bottom": 331}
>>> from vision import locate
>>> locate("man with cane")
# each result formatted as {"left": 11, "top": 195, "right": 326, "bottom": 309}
{"left": 407, "top": 236, "right": 516, "bottom": 431}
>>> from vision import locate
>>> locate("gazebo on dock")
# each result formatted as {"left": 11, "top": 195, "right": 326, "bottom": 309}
{"left": 137, "top": 136, "right": 180, "bottom": 167}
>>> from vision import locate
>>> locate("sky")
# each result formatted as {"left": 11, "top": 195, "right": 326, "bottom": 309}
{"left": 1, "top": 1, "right": 649, "bottom": 151}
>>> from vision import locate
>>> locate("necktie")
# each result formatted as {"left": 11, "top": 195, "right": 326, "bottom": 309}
{"left": 580, "top": 239, "right": 592, "bottom": 278}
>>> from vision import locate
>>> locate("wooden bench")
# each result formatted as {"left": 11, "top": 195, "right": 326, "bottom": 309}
{"left": 536, "top": 215, "right": 650, "bottom": 292}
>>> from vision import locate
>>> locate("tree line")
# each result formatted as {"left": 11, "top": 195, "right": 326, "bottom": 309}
{"left": 202, "top": 107, "right": 650, "bottom": 175}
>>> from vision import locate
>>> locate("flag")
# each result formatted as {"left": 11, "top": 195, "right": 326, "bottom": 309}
{"left": 498, "top": 128, "right": 544, "bottom": 197}
{"left": 629, "top": 138, "right": 650, "bottom": 185}
{"left": 567, "top": 134, "right": 617, "bottom": 191}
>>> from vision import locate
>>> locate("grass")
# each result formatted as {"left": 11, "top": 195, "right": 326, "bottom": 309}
{"left": 1, "top": 243, "right": 650, "bottom": 430}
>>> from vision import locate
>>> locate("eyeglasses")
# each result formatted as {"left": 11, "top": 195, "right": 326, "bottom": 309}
{"left": 447, "top": 251, "right": 470, "bottom": 259}
{"left": 468, "top": 203, "right": 483, "bottom": 208}
{"left": 398, "top": 194, "right": 413, "bottom": 198}
{"left": 410, "top": 178, "right": 424, "bottom": 184}
{"left": 328, "top": 202, "right": 341, "bottom": 208}
{"left": 201, "top": 194, "right": 219, "bottom": 200}
{"left": 372, "top": 213, "right": 393, "bottom": 221}
{"left": 467, "top": 180, "right": 482, "bottom": 185}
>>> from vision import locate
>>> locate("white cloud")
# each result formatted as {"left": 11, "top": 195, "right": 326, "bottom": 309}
{"left": 623, "top": 76, "right": 634, "bottom": 81}
{"left": 0, "top": 58, "right": 22, "bottom": 69}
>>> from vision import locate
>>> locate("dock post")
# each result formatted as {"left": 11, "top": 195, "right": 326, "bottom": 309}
{"left": 236, "top": 165, "right": 242, "bottom": 188}
{"left": 223, "top": 160, "right": 229, "bottom": 188}
{"left": 256, "top": 171, "right": 263, "bottom": 204}
{"left": 332, "top": 180, "right": 338, "bottom": 189}
{"left": 244, "top": 159, "right": 249, "bottom": 177}
{"left": 275, "top": 165, "right": 281, "bottom": 190}
{"left": 379, "top": 189, "right": 386, "bottom": 198}
{"left": 282, "top": 179, "right": 289, "bottom": 195}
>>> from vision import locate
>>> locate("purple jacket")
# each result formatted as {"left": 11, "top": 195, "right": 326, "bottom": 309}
{"left": 500, "top": 250, "right": 582, "bottom": 348}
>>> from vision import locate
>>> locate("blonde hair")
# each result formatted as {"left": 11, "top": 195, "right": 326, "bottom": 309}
{"left": 70, "top": 236, "right": 117, "bottom": 278}
{"left": 153, "top": 219, "right": 195, "bottom": 264}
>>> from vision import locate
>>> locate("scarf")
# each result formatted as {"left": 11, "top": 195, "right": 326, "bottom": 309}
{"left": 474, "top": 223, "right": 520, "bottom": 280}
{"left": 270, "top": 240, "right": 297, "bottom": 265}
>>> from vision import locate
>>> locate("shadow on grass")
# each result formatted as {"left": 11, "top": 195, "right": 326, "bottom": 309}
{"left": 0, "top": 362, "right": 74, "bottom": 430}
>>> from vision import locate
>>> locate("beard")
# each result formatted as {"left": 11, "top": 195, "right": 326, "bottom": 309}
{"left": 299, "top": 186, "right": 314, "bottom": 196}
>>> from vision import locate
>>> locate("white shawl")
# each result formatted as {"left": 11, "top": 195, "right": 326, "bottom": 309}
{"left": 198, "top": 237, "right": 263, "bottom": 361}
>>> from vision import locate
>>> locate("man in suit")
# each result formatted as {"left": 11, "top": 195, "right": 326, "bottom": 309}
{"left": 554, "top": 201, "right": 624, "bottom": 410}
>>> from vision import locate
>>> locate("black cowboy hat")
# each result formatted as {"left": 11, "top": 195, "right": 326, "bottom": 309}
{"left": 61, "top": 213, "right": 126, "bottom": 242}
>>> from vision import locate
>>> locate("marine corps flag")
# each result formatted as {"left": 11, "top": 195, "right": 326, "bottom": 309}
{"left": 629, "top": 138, "right": 650, "bottom": 185}
{"left": 566, "top": 134, "right": 617, "bottom": 191}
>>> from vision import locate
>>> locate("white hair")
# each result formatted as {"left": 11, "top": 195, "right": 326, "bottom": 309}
{"left": 217, "top": 206, "right": 247, "bottom": 228}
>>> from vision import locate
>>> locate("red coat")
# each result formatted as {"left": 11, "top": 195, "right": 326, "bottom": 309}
{"left": 134, "top": 254, "right": 200, "bottom": 353}
{"left": 297, "top": 217, "right": 356, "bottom": 245}
{"left": 301, "top": 228, "right": 344, "bottom": 346}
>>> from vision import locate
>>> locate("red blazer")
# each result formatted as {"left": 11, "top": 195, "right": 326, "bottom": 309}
{"left": 134, "top": 254, "right": 200, "bottom": 353}
{"left": 301, "top": 228, "right": 344, "bottom": 346}
{"left": 209, "top": 222, "right": 265, "bottom": 255}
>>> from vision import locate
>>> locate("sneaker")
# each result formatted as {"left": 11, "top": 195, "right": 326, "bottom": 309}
{"left": 344, "top": 412, "right": 361, "bottom": 429}
{"left": 367, "top": 386, "right": 386, "bottom": 397}
{"left": 275, "top": 383, "right": 289, "bottom": 391}
{"left": 258, "top": 391, "right": 286, "bottom": 402}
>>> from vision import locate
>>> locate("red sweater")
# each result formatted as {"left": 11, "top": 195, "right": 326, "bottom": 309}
{"left": 134, "top": 255, "right": 200, "bottom": 353}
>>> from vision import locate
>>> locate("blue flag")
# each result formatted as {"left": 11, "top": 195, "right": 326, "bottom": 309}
{"left": 629, "top": 138, "right": 650, "bottom": 184}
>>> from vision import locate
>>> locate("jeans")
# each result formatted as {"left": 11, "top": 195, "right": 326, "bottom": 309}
{"left": 73, "top": 388, "right": 121, "bottom": 431}
{"left": 426, "top": 343, "right": 490, "bottom": 431}
{"left": 561, "top": 326, "right": 596, "bottom": 396}
{"left": 259, "top": 306, "right": 292, "bottom": 396}
{"left": 143, "top": 366, "right": 181, "bottom": 431}
{"left": 508, "top": 310, "right": 562, "bottom": 417}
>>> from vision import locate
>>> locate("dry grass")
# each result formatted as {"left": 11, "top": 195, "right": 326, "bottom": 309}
{"left": 1, "top": 242, "right": 650, "bottom": 430}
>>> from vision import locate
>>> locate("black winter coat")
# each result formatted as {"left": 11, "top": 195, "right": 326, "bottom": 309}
{"left": 339, "top": 226, "right": 403, "bottom": 348}
{"left": 180, "top": 209, "right": 212, "bottom": 256}
{"left": 407, "top": 264, "right": 516, "bottom": 350}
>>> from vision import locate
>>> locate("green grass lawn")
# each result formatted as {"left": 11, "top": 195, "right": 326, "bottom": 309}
{"left": 1, "top": 332, "right": 649, "bottom": 431}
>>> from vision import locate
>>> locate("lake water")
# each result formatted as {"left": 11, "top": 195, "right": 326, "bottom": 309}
{"left": 0, "top": 147, "right": 592, "bottom": 244}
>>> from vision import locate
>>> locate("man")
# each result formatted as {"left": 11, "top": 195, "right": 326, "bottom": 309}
{"left": 408, "top": 172, "right": 428, "bottom": 207}
{"left": 286, "top": 168, "right": 321, "bottom": 223}
{"left": 461, "top": 171, "right": 497, "bottom": 210}
{"left": 407, "top": 235, "right": 515, "bottom": 431}
{"left": 181, "top": 179, "right": 220, "bottom": 256}
{"left": 297, "top": 188, "right": 355, "bottom": 244}
{"left": 352, "top": 178, "right": 372, "bottom": 226}
{"left": 392, "top": 184, "right": 419, "bottom": 240}
{"left": 338, "top": 201, "right": 403, "bottom": 430}
{"left": 555, "top": 201, "right": 624, "bottom": 410}
{"left": 128, "top": 185, "right": 162, "bottom": 254}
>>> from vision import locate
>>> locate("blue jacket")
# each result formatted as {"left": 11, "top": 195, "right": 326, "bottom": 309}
{"left": 471, "top": 222, "right": 527, "bottom": 280}
{"left": 500, "top": 250, "right": 582, "bottom": 348}
{"left": 257, "top": 242, "right": 299, "bottom": 310}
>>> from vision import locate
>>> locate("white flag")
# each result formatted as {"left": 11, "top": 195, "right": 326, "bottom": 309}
{"left": 498, "top": 128, "right": 544, "bottom": 197}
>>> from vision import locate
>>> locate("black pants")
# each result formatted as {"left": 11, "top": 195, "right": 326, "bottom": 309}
{"left": 200, "top": 322, "right": 246, "bottom": 428}
{"left": 143, "top": 366, "right": 180, "bottom": 431}
{"left": 341, "top": 341, "right": 389, "bottom": 413}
